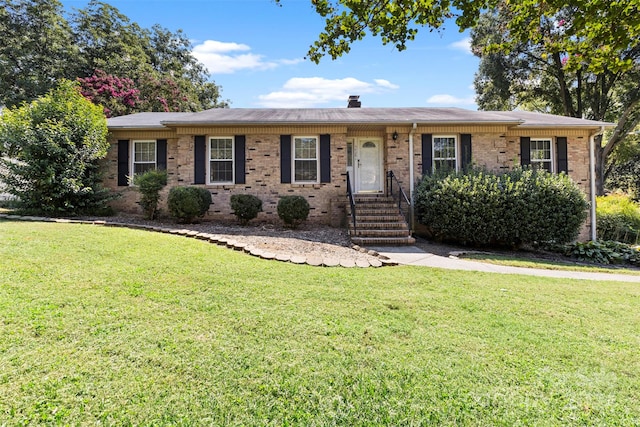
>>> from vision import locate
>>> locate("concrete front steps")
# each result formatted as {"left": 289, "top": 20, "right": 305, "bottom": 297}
{"left": 348, "top": 194, "right": 416, "bottom": 246}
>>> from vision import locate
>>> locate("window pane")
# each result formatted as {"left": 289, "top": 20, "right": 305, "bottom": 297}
{"left": 347, "top": 142, "right": 353, "bottom": 167}
{"left": 530, "top": 139, "right": 552, "bottom": 171}
{"left": 134, "top": 141, "right": 156, "bottom": 163}
{"left": 210, "top": 160, "right": 233, "bottom": 182}
{"left": 133, "top": 141, "right": 156, "bottom": 178}
{"left": 294, "top": 160, "right": 317, "bottom": 181}
{"left": 433, "top": 136, "right": 457, "bottom": 173}
{"left": 293, "top": 137, "right": 318, "bottom": 182}
{"left": 434, "top": 159, "right": 456, "bottom": 173}
{"left": 210, "top": 138, "right": 233, "bottom": 160}
{"left": 433, "top": 137, "right": 456, "bottom": 159}
{"left": 134, "top": 162, "right": 155, "bottom": 175}
{"left": 294, "top": 137, "right": 317, "bottom": 159}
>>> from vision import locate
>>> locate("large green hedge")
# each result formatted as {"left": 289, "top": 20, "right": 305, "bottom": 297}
{"left": 415, "top": 168, "right": 588, "bottom": 247}
{"left": 0, "top": 80, "right": 110, "bottom": 215}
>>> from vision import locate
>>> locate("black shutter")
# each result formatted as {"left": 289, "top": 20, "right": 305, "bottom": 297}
{"left": 280, "top": 135, "right": 291, "bottom": 183}
{"left": 422, "top": 134, "right": 433, "bottom": 175}
{"left": 520, "top": 137, "right": 531, "bottom": 166}
{"left": 117, "top": 140, "right": 129, "bottom": 186}
{"left": 156, "top": 139, "right": 167, "bottom": 170}
{"left": 320, "top": 134, "right": 331, "bottom": 183}
{"left": 556, "top": 137, "right": 568, "bottom": 173}
{"left": 194, "top": 135, "right": 206, "bottom": 184}
{"left": 460, "top": 133, "right": 472, "bottom": 171}
{"left": 234, "top": 135, "right": 246, "bottom": 184}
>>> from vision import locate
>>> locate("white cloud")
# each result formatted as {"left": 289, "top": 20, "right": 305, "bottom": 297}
{"left": 449, "top": 37, "right": 472, "bottom": 54}
{"left": 194, "top": 40, "right": 251, "bottom": 53}
{"left": 257, "top": 77, "right": 399, "bottom": 108}
{"left": 426, "top": 94, "right": 476, "bottom": 106}
{"left": 374, "top": 79, "right": 400, "bottom": 89}
{"left": 192, "top": 39, "right": 302, "bottom": 74}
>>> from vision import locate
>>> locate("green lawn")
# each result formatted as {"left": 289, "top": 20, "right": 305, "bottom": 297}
{"left": 1, "top": 220, "right": 640, "bottom": 425}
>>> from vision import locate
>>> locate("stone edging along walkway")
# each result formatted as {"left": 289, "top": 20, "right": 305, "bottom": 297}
{"left": 0, "top": 214, "right": 396, "bottom": 268}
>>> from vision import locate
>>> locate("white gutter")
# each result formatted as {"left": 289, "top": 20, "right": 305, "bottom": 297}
{"left": 409, "top": 122, "right": 417, "bottom": 230}
{"left": 589, "top": 126, "right": 605, "bottom": 241}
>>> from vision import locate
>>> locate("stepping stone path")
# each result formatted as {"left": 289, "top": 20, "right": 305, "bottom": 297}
{"left": 0, "top": 213, "right": 396, "bottom": 268}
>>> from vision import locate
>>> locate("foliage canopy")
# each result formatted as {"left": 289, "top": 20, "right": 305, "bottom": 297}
{"left": 0, "top": 0, "right": 228, "bottom": 112}
{"left": 295, "top": 0, "right": 640, "bottom": 76}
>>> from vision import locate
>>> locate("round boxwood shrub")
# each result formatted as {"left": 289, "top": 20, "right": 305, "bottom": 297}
{"left": 167, "top": 186, "right": 212, "bottom": 223}
{"left": 277, "top": 195, "right": 310, "bottom": 228}
{"left": 414, "top": 167, "right": 588, "bottom": 247}
{"left": 230, "top": 194, "right": 262, "bottom": 225}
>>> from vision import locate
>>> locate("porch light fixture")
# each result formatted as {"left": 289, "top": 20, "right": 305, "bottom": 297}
{"left": 392, "top": 131, "right": 398, "bottom": 141}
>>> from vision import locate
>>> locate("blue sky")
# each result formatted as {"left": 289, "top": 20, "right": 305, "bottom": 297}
{"left": 61, "top": 0, "right": 479, "bottom": 109}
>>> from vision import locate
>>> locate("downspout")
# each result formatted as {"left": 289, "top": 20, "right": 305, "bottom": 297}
{"left": 409, "top": 122, "right": 417, "bottom": 230}
{"left": 589, "top": 126, "right": 605, "bottom": 241}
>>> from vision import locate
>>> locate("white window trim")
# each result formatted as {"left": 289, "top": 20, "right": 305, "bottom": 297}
{"left": 292, "top": 135, "right": 320, "bottom": 184}
{"left": 432, "top": 135, "right": 459, "bottom": 172}
{"left": 207, "top": 136, "right": 235, "bottom": 185}
{"left": 131, "top": 140, "right": 157, "bottom": 184}
{"left": 530, "top": 137, "right": 554, "bottom": 172}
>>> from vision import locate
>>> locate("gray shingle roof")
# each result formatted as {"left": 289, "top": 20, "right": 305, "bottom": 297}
{"left": 160, "top": 107, "right": 521, "bottom": 125}
{"left": 493, "top": 110, "right": 612, "bottom": 127}
{"left": 107, "top": 108, "right": 615, "bottom": 129}
{"left": 107, "top": 112, "right": 198, "bottom": 129}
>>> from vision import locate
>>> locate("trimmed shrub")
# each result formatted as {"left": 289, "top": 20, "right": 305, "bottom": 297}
{"left": 596, "top": 194, "right": 640, "bottom": 244}
{"left": 168, "top": 186, "right": 212, "bottom": 223}
{"left": 414, "top": 167, "right": 588, "bottom": 247}
{"left": 277, "top": 195, "right": 310, "bottom": 228}
{"left": 133, "top": 169, "right": 167, "bottom": 219}
{"left": 230, "top": 194, "right": 262, "bottom": 225}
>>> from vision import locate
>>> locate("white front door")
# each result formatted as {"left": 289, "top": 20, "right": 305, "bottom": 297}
{"left": 356, "top": 138, "right": 383, "bottom": 193}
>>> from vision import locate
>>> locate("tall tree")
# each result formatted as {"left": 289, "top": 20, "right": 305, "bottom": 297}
{"left": 144, "top": 24, "right": 229, "bottom": 110}
{"left": 71, "top": 0, "right": 152, "bottom": 80}
{"left": 0, "top": 0, "right": 227, "bottom": 111}
{"left": 72, "top": 1, "right": 228, "bottom": 112}
{"left": 298, "top": 0, "right": 640, "bottom": 72}
{"left": 0, "top": 0, "right": 77, "bottom": 107}
{"left": 471, "top": 6, "right": 640, "bottom": 194}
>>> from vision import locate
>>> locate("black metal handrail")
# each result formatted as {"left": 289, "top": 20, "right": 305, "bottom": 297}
{"left": 346, "top": 171, "right": 357, "bottom": 230}
{"left": 386, "top": 170, "right": 411, "bottom": 229}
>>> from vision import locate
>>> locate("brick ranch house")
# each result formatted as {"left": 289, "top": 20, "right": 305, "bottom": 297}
{"left": 105, "top": 101, "right": 612, "bottom": 244}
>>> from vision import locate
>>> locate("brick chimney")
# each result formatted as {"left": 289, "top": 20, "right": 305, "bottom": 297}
{"left": 347, "top": 95, "right": 361, "bottom": 108}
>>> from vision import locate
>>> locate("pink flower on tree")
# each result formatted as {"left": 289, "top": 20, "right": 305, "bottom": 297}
{"left": 78, "top": 70, "right": 141, "bottom": 117}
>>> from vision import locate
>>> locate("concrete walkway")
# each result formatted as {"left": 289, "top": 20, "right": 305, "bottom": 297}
{"left": 370, "top": 245, "right": 640, "bottom": 283}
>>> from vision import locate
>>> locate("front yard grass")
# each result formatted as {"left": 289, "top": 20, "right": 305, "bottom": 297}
{"left": 1, "top": 220, "right": 639, "bottom": 425}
